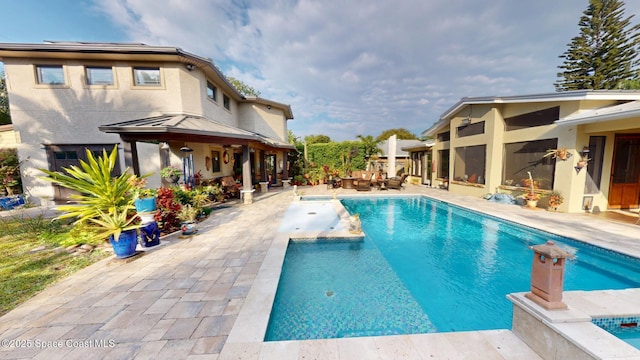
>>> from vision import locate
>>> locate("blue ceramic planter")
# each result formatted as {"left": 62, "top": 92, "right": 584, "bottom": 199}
{"left": 140, "top": 221, "right": 161, "bottom": 247}
{"left": 134, "top": 196, "right": 157, "bottom": 213}
{"left": 181, "top": 221, "right": 198, "bottom": 235}
{"left": 109, "top": 229, "right": 139, "bottom": 258}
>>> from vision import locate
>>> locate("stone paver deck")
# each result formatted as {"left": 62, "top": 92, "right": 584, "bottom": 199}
{"left": 0, "top": 184, "right": 638, "bottom": 359}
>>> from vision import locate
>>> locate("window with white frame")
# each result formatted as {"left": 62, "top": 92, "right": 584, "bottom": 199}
{"left": 133, "top": 67, "right": 161, "bottom": 86}
{"left": 85, "top": 66, "right": 114, "bottom": 85}
{"left": 36, "top": 65, "right": 65, "bottom": 85}
{"left": 207, "top": 82, "right": 217, "bottom": 101}
{"left": 453, "top": 145, "right": 486, "bottom": 184}
{"left": 502, "top": 138, "right": 557, "bottom": 190}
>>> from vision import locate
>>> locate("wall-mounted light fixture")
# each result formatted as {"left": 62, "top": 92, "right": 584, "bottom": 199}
{"left": 160, "top": 142, "right": 170, "bottom": 150}
{"left": 460, "top": 104, "right": 473, "bottom": 126}
{"left": 267, "top": 105, "right": 272, "bottom": 110}
{"left": 185, "top": 64, "right": 195, "bottom": 71}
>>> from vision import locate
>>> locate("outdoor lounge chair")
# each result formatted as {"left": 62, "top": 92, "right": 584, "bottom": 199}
{"left": 356, "top": 178, "right": 372, "bottom": 191}
{"left": 387, "top": 173, "right": 408, "bottom": 190}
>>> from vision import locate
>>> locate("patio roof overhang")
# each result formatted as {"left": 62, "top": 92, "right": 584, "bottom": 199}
{"left": 99, "top": 114, "right": 295, "bottom": 150}
{"left": 401, "top": 140, "right": 435, "bottom": 152}
{"left": 423, "top": 90, "right": 640, "bottom": 137}
{"left": 555, "top": 100, "right": 640, "bottom": 127}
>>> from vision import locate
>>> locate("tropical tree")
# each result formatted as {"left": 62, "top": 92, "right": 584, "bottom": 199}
{"left": 554, "top": 0, "right": 640, "bottom": 91}
{"left": 226, "top": 76, "right": 261, "bottom": 97}
{"left": 0, "top": 72, "right": 10, "bottom": 125}
{"left": 617, "top": 78, "right": 640, "bottom": 89}
{"left": 304, "top": 134, "right": 331, "bottom": 144}
{"left": 356, "top": 134, "right": 382, "bottom": 159}
{"left": 287, "top": 130, "right": 298, "bottom": 145}
{"left": 375, "top": 128, "right": 418, "bottom": 142}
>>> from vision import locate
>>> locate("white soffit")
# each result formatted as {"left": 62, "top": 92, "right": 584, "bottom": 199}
{"left": 556, "top": 100, "right": 640, "bottom": 126}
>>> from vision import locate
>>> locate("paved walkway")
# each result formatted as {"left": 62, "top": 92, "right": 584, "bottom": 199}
{"left": 0, "top": 185, "right": 638, "bottom": 359}
{"left": 0, "top": 190, "right": 291, "bottom": 359}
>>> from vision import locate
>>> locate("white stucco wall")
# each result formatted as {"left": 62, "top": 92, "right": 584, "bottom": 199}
{"left": 238, "top": 103, "right": 287, "bottom": 142}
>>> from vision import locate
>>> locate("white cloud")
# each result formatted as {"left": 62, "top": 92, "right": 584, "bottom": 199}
{"left": 94, "top": 0, "right": 640, "bottom": 140}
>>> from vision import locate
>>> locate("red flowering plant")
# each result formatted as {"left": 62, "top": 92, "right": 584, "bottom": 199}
{"left": 154, "top": 187, "right": 182, "bottom": 233}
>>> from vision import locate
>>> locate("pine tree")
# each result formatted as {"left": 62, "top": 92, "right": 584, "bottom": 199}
{"left": 554, "top": 0, "right": 640, "bottom": 91}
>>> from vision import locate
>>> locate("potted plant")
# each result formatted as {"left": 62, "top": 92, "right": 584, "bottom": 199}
{"left": 543, "top": 148, "right": 570, "bottom": 161}
{"left": 177, "top": 204, "right": 199, "bottom": 235}
{"left": 524, "top": 191, "right": 540, "bottom": 208}
{"left": 160, "top": 165, "right": 182, "bottom": 184}
{"left": 39, "top": 146, "right": 143, "bottom": 258}
{"left": 576, "top": 155, "right": 590, "bottom": 171}
{"left": 128, "top": 175, "right": 157, "bottom": 215}
{"left": 547, "top": 191, "right": 564, "bottom": 211}
{"left": 524, "top": 171, "right": 539, "bottom": 208}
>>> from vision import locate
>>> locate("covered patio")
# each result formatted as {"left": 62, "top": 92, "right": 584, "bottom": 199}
{"left": 99, "top": 114, "right": 295, "bottom": 204}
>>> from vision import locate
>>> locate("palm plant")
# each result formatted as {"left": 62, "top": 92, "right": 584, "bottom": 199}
{"left": 39, "top": 145, "right": 142, "bottom": 241}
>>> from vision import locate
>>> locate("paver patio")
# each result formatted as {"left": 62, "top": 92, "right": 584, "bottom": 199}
{"left": 0, "top": 185, "right": 638, "bottom": 359}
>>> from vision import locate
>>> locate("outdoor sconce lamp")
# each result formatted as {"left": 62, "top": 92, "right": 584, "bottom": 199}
{"left": 160, "top": 142, "right": 170, "bottom": 150}
{"left": 460, "top": 117, "right": 471, "bottom": 126}
{"left": 185, "top": 64, "right": 195, "bottom": 71}
{"left": 267, "top": 105, "right": 272, "bottom": 110}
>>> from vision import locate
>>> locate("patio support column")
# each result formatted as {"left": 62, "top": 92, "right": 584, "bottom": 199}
{"left": 281, "top": 151, "right": 291, "bottom": 189}
{"left": 121, "top": 138, "right": 140, "bottom": 175}
{"left": 260, "top": 150, "right": 268, "bottom": 182}
{"left": 241, "top": 145, "right": 254, "bottom": 204}
{"left": 282, "top": 151, "right": 289, "bottom": 179}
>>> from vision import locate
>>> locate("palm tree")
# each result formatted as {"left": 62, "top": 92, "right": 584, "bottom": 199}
{"left": 357, "top": 135, "right": 382, "bottom": 159}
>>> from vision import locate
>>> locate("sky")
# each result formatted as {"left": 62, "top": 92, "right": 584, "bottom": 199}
{"left": 1, "top": 0, "right": 640, "bottom": 141}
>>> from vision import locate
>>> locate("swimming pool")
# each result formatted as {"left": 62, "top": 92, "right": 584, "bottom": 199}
{"left": 266, "top": 196, "right": 640, "bottom": 341}
{"left": 593, "top": 317, "right": 640, "bottom": 350}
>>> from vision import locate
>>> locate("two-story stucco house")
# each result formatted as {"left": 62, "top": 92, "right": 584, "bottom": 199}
{"left": 0, "top": 41, "right": 294, "bottom": 205}
{"left": 423, "top": 91, "right": 640, "bottom": 213}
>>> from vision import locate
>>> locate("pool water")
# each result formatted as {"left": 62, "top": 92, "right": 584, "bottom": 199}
{"left": 594, "top": 317, "right": 640, "bottom": 350}
{"left": 612, "top": 329, "right": 640, "bottom": 349}
{"left": 265, "top": 196, "right": 640, "bottom": 340}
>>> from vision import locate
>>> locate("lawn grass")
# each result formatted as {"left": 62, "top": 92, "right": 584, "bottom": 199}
{"left": 0, "top": 214, "right": 110, "bottom": 316}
